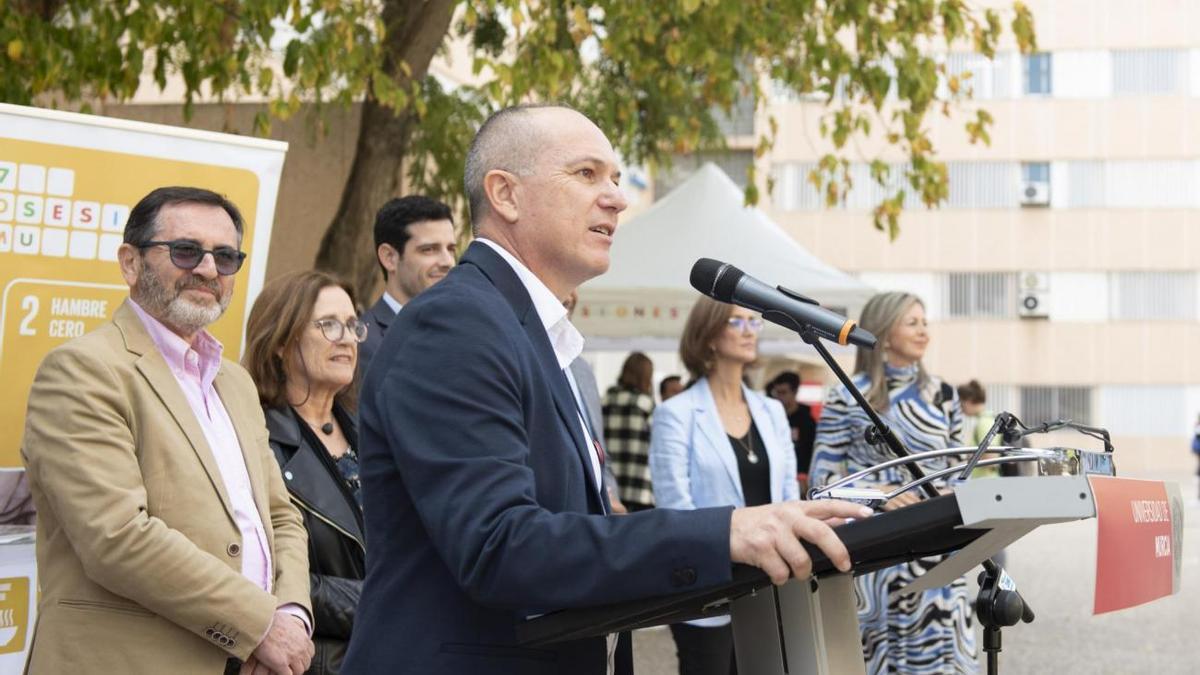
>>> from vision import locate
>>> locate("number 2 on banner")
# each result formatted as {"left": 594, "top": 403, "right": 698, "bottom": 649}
{"left": 18, "top": 296, "right": 38, "bottom": 336}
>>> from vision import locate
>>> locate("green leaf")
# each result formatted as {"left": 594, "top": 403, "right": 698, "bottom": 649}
{"left": 283, "top": 40, "right": 302, "bottom": 77}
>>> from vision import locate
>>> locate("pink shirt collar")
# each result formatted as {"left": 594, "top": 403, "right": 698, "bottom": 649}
{"left": 128, "top": 299, "right": 225, "bottom": 387}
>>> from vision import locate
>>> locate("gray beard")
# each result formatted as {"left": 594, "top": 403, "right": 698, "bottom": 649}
{"left": 135, "top": 262, "right": 230, "bottom": 335}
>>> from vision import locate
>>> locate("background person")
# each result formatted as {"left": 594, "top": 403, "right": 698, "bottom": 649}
{"left": 650, "top": 296, "right": 800, "bottom": 675}
{"left": 809, "top": 291, "right": 977, "bottom": 674}
{"left": 1193, "top": 414, "right": 1200, "bottom": 498}
{"left": 244, "top": 270, "right": 368, "bottom": 674}
{"left": 659, "top": 374, "right": 684, "bottom": 402}
{"left": 602, "top": 352, "right": 657, "bottom": 512}
{"left": 958, "top": 379, "right": 1001, "bottom": 479}
{"left": 358, "top": 195, "right": 456, "bottom": 377}
{"left": 563, "top": 291, "right": 629, "bottom": 516}
{"left": 767, "top": 371, "right": 817, "bottom": 495}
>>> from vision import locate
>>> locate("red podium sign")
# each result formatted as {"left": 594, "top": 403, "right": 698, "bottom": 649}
{"left": 1090, "top": 477, "right": 1183, "bottom": 614}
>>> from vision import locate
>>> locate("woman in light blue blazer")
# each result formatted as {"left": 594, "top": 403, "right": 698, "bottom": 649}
{"left": 650, "top": 296, "right": 799, "bottom": 675}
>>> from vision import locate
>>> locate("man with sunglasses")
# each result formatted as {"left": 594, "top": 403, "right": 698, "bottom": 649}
{"left": 22, "top": 186, "right": 313, "bottom": 675}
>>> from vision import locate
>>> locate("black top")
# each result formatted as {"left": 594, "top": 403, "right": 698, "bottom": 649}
{"left": 293, "top": 406, "right": 364, "bottom": 521}
{"left": 266, "top": 403, "right": 365, "bottom": 674}
{"left": 788, "top": 403, "right": 818, "bottom": 474}
{"left": 728, "top": 421, "right": 771, "bottom": 507}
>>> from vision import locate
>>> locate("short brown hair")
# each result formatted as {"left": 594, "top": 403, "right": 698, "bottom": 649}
{"left": 243, "top": 270, "right": 359, "bottom": 411}
{"left": 125, "top": 186, "right": 244, "bottom": 246}
{"left": 958, "top": 379, "right": 987, "bottom": 405}
{"left": 617, "top": 352, "right": 654, "bottom": 396}
{"left": 679, "top": 296, "right": 736, "bottom": 379}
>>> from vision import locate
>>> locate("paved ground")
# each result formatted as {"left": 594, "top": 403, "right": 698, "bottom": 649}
{"left": 632, "top": 470, "right": 1199, "bottom": 674}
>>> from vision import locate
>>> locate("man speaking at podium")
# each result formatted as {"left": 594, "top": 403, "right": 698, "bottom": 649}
{"left": 344, "top": 104, "right": 870, "bottom": 674}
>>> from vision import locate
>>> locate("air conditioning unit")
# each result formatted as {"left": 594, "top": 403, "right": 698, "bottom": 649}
{"left": 1018, "top": 271, "right": 1050, "bottom": 319}
{"left": 1020, "top": 180, "right": 1050, "bottom": 207}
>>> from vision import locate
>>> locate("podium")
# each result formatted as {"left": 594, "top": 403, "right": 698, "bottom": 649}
{"left": 517, "top": 471, "right": 1104, "bottom": 675}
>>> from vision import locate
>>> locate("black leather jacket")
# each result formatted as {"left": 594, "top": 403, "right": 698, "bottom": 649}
{"left": 266, "top": 405, "right": 366, "bottom": 675}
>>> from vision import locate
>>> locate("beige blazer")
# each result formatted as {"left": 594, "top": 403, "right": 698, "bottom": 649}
{"left": 21, "top": 300, "right": 310, "bottom": 674}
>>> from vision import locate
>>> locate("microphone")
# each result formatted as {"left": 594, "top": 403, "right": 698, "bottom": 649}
{"left": 689, "top": 258, "right": 877, "bottom": 349}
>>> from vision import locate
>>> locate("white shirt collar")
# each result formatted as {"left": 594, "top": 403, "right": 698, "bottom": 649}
{"left": 381, "top": 291, "right": 403, "bottom": 315}
{"left": 476, "top": 238, "right": 584, "bottom": 369}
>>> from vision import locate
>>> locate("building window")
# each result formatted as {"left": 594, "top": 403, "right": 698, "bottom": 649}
{"left": 1023, "top": 53, "right": 1052, "bottom": 95}
{"left": 1110, "top": 272, "right": 1197, "bottom": 320}
{"left": 945, "top": 272, "right": 1017, "bottom": 318}
{"left": 1021, "top": 162, "right": 1049, "bottom": 183}
{"left": 1020, "top": 386, "right": 1092, "bottom": 426}
{"left": 1112, "top": 49, "right": 1186, "bottom": 96}
{"left": 1019, "top": 162, "right": 1051, "bottom": 206}
{"left": 1099, "top": 386, "right": 1187, "bottom": 437}
{"left": 946, "top": 162, "right": 1021, "bottom": 209}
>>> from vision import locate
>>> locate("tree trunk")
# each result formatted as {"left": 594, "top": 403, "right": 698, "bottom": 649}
{"left": 313, "top": 0, "right": 458, "bottom": 303}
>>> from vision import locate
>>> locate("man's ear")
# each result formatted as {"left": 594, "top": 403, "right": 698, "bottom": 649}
{"left": 377, "top": 243, "right": 399, "bottom": 274}
{"left": 117, "top": 243, "right": 141, "bottom": 287}
{"left": 483, "top": 169, "right": 520, "bottom": 223}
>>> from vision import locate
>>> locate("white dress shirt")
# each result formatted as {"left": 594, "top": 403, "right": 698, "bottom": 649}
{"left": 381, "top": 290, "right": 403, "bottom": 315}
{"left": 476, "top": 238, "right": 602, "bottom": 495}
{"left": 475, "top": 237, "right": 616, "bottom": 675}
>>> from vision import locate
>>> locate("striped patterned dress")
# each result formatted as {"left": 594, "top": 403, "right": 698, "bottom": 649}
{"left": 810, "top": 363, "right": 978, "bottom": 674}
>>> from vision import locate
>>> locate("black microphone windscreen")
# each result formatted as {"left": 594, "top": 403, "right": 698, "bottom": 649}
{"left": 712, "top": 264, "right": 743, "bottom": 303}
{"left": 689, "top": 258, "right": 743, "bottom": 302}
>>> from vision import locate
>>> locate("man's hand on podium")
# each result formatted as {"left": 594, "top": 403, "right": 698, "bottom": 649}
{"left": 729, "top": 500, "right": 874, "bottom": 585}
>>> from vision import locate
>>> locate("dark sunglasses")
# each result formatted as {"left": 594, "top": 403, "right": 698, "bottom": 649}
{"left": 138, "top": 240, "right": 246, "bottom": 276}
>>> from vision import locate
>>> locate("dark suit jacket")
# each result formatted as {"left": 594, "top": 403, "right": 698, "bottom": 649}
{"left": 356, "top": 296, "right": 395, "bottom": 381}
{"left": 343, "top": 242, "right": 733, "bottom": 674}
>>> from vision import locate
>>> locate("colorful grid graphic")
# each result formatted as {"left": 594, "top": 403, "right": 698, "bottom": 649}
{"left": 0, "top": 162, "right": 129, "bottom": 262}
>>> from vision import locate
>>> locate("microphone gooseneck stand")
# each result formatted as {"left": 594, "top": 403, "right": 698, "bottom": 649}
{"left": 788, "top": 319, "right": 1036, "bottom": 675}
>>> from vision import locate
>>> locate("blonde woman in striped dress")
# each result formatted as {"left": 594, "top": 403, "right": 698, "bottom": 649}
{"left": 809, "top": 292, "right": 978, "bottom": 674}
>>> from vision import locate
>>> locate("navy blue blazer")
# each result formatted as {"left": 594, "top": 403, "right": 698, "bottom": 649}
{"left": 343, "top": 242, "right": 733, "bottom": 674}
{"left": 356, "top": 295, "right": 394, "bottom": 382}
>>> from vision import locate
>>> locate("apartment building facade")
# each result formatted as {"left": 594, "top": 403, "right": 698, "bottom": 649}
{"left": 648, "top": 1, "right": 1200, "bottom": 472}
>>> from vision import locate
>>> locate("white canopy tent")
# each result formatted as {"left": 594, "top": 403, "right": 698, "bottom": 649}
{"left": 575, "top": 162, "right": 875, "bottom": 356}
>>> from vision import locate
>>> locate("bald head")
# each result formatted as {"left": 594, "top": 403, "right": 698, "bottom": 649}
{"left": 464, "top": 104, "right": 588, "bottom": 232}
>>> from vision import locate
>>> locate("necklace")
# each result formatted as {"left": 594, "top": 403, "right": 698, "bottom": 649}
{"left": 732, "top": 430, "right": 759, "bottom": 464}
{"left": 320, "top": 422, "right": 334, "bottom": 435}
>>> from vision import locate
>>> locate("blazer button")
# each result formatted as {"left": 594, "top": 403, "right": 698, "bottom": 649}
{"left": 227, "top": 543, "right": 241, "bottom": 557}
{"left": 682, "top": 568, "right": 698, "bottom": 585}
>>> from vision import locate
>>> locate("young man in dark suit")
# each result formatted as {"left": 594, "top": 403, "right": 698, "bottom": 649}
{"left": 344, "top": 104, "right": 869, "bottom": 674}
{"left": 357, "top": 195, "right": 457, "bottom": 377}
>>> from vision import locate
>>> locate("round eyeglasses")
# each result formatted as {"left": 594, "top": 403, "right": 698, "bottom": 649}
{"left": 313, "top": 318, "right": 368, "bottom": 343}
{"left": 138, "top": 240, "right": 246, "bottom": 276}
{"left": 727, "top": 317, "right": 764, "bottom": 334}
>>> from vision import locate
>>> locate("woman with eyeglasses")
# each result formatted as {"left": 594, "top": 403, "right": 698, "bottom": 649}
{"left": 649, "top": 296, "right": 799, "bottom": 675}
{"left": 243, "top": 270, "right": 368, "bottom": 675}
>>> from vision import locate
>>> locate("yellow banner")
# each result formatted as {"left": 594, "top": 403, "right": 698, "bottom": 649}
{"left": 1, "top": 107, "right": 284, "bottom": 468}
